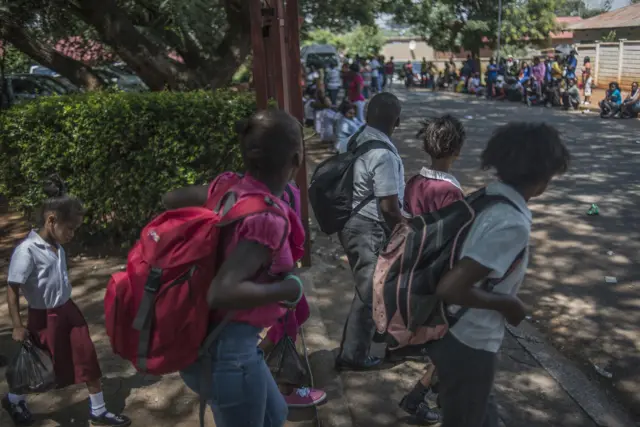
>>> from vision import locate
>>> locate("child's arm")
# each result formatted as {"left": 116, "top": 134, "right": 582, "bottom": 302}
{"left": 436, "top": 258, "right": 526, "bottom": 326}
{"left": 162, "top": 185, "right": 209, "bottom": 209}
{"left": 7, "top": 284, "right": 27, "bottom": 342}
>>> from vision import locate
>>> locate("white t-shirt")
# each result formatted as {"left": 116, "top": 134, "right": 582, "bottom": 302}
{"left": 304, "top": 99, "right": 315, "bottom": 121}
{"left": 449, "top": 182, "right": 532, "bottom": 353}
{"left": 351, "top": 126, "right": 406, "bottom": 222}
{"left": 8, "top": 230, "right": 72, "bottom": 309}
{"left": 370, "top": 59, "right": 381, "bottom": 78}
{"left": 327, "top": 68, "right": 342, "bottom": 90}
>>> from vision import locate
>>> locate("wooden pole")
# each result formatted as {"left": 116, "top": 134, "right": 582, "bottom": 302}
{"left": 284, "top": 0, "right": 311, "bottom": 267}
{"left": 250, "top": 0, "right": 268, "bottom": 109}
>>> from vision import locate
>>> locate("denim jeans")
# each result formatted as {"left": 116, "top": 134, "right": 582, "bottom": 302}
{"left": 181, "top": 322, "right": 288, "bottom": 427}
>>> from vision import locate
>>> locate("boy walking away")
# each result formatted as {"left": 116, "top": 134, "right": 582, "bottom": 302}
{"left": 336, "top": 92, "right": 406, "bottom": 371}
{"left": 432, "top": 123, "right": 570, "bottom": 427}
{"left": 399, "top": 115, "right": 466, "bottom": 424}
{"left": 5, "top": 176, "right": 130, "bottom": 426}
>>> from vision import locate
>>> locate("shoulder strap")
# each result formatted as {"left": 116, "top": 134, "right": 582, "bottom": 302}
{"left": 283, "top": 184, "right": 296, "bottom": 212}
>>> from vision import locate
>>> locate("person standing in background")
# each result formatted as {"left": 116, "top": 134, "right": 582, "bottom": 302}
{"left": 327, "top": 61, "right": 342, "bottom": 106}
{"left": 362, "top": 60, "right": 373, "bottom": 99}
{"left": 384, "top": 57, "right": 395, "bottom": 89}
{"left": 370, "top": 56, "right": 382, "bottom": 94}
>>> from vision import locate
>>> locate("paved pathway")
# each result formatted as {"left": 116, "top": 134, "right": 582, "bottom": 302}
{"left": 304, "top": 87, "right": 640, "bottom": 426}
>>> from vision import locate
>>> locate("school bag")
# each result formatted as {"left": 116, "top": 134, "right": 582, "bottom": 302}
{"left": 309, "top": 127, "right": 391, "bottom": 234}
{"left": 104, "top": 175, "right": 290, "bottom": 427}
{"left": 372, "top": 188, "right": 526, "bottom": 350}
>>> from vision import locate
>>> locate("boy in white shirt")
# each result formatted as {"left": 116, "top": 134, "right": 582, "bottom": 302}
{"left": 432, "top": 122, "right": 570, "bottom": 427}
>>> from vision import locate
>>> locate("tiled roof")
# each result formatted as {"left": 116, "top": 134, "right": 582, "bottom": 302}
{"left": 570, "top": 3, "right": 640, "bottom": 30}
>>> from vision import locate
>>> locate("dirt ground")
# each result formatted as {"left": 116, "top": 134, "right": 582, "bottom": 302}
{"left": 0, "top": 212, "right": 317, "bottom": 427}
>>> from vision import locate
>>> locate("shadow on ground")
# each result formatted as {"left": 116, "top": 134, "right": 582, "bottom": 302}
{"left": 305, "top": 89, "right": 640, "bottom": 424}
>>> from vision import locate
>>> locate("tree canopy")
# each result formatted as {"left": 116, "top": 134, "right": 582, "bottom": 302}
{"left": 392, "top": 0, "right": 561, "bottom": 56}
{"left": 0, "top": 0, "right": 391, "bottom": 91}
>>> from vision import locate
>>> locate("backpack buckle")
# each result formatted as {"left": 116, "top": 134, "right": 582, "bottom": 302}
{"left": 144, "top": 267, "right": 163, "bottom": 293}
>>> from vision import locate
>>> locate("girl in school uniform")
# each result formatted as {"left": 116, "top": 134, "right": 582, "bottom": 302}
{"left": 399, "top": 115, "right": 466, "bottom": 425}
{"left": 162, "top": 110, "right": 310, "bottom": 426}
{"left": 4, "top": 175, "right": 130, "bottom": 426}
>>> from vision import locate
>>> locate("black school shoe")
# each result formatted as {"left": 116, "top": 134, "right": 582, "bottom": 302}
{"left": 90, "top": 412, "right": 132, "bottom": 426}
{"left": 399, "top": 395, "right": 441, "bottom": 425}
{"left": 2, "top": 396, "right": 34, "bottom": 426}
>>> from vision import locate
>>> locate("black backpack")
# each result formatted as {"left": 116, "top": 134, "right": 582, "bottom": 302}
{"left": 372, "top": 188, "right": 526, "bottom": 350}
{"left": 309, "top": 128, "right": 391, "bottom": 234}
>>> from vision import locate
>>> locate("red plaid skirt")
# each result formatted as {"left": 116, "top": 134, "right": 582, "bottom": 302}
{"left": 27, "top": 299, "right": 102, "bottom": 388}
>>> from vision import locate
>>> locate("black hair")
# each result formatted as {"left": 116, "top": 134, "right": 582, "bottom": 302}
{"left": 481, "top": 122, "right": 570, "bottom": 188}
{"left": 236, "top": 109, "right": 302, "bottom": 177}
{"left": 366, "top": 92, "right": 402, "bottom": 130}
{"left": 40, "top": 174, "right": 85, "bottom": 225}
{"left": 349, "top": 63, "right": 360, "bottom": 73}
{"left": 339, "top": 100, "right": 355, "bottom": 115}
{"left": 417, "top": 115, "right": 465, "bottom": 160}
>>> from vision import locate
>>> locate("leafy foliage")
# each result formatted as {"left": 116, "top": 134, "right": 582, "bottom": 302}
{"left": 394, "top": 0, "right": 561, "bottom": 55}
{"left": 0, "top": 90, "right": 256, "bottom": 242}
{"left": 303, "top": 26, "right": 385, "bottom": 57}
{"left": 0, "top": 42, "right": 31, "bottom": 73}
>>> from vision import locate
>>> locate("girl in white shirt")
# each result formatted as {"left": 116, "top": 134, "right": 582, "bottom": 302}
{"left": 4, "top": 176, "right": 130, "bottom": 427}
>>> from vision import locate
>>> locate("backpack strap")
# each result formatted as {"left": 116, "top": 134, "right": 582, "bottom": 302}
{"left": 283, "top": 183, "right": 296, "bottom": 211}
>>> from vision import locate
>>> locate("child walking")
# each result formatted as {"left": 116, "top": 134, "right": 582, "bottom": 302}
{"left": 433, "top": 122, "right": 570, "bottom": 427}
{"left": 399, "top": 115, "right": 466, "bottom": 425}
{"left": 162, "top": 110, "right": 309, "bottom": 427}
{"left": 4, "top": 175, "right": 131, "bottom": 426}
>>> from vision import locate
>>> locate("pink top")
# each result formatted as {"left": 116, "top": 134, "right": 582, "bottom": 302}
{"left": 349, "top": 73, "right": 365, "bottom": 102}
{"left": 207, "top": 172, "right": 305, "bottom": 328}
{"left": 532, "top": 63, "right": 546, "bottom": 83}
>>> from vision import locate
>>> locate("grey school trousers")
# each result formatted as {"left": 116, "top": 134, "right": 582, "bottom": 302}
{"left": 337, "top": 214, "right": 389, "bottom": 363}
{"left": 429, "top": 333, "right": 499, "bottom": 427}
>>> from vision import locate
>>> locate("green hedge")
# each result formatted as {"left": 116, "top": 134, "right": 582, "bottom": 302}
{"left": 0, "top": 90, "right": 257, "bottom": 242}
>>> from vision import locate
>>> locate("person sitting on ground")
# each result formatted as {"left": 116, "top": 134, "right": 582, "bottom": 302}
{"left": 467, "top": 72, "right": 482, "bottom": 95}
{"left": 524, "top": 76, "right": 539, "bottom": 106}
{"left": 399, "top": 115, "right": 467, "bottom": 424}
{"left": 562, "top": 78, "right": 581, "bottom": 110}
{"left": 621, "top": 81, "right": 640, "bottom": 118}
{"left": 335, "top": 101, "right": 364, "bottom": 153}
{"left": 518, "top": 61, "right": 531, "bottom": 85}
{"left": 432, "top": 122, "right": 570, "bottom": 427}
{"left": 599, "top": 82, "right": 622, "bottom": 118}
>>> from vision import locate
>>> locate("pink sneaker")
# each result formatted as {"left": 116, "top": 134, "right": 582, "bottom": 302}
{"left": 283, "top": 387, "right": 327, "bottom": 408}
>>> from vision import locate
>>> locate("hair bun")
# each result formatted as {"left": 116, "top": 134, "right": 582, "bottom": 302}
{"left": 43, "top": 173, "right": 67, "bottom": 198}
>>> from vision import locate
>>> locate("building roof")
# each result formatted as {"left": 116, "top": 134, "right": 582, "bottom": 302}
{"left": 551, "top": 16, "right": 582, "bottom": 39}
{"left": 570, "top": 3, "right": 640, "bottom": 30}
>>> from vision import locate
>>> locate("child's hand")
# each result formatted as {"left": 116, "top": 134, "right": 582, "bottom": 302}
{"left": 12, "top": 326, "right": 28, "bottom": 342}
{"left": 503, "top": 296, "right": 527, "bottom": 326}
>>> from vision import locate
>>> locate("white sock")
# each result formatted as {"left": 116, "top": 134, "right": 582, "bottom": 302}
{"left": 7, "top": 393, "right": 25, "bottom": 405}
{"left": 89, "top": 392, "right": 106, "bottom": 417}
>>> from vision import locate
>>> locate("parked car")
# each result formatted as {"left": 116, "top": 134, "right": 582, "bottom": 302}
{"left": 1, "top": 74, "right": 78, "bottom": 108}
{"left": 94, "top": 66, "right": 148, "bottom": 92}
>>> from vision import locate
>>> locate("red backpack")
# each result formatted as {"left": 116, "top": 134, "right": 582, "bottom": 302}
{"left": 104, "top": 179, "right": 288, "bottom": 376}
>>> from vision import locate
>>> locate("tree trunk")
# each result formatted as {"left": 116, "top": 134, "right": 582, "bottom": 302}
{"left": 70, "top": 0, "right": 190, "bottom": 91}
{"left": 2, "top": 25, "right": 104, "bottom": 90}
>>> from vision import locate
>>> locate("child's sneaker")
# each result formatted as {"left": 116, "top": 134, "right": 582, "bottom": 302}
{"left": 90, "top": 412, "right": 132, "bottom": 426}
{"left": 399, "top": 391, "right": 441, "bottom": 425}
{"left": 2, "top": 395, "right": 34, "bottom": 426}
{"left": 283, "top": 387, "right": 327, "bottom": 408}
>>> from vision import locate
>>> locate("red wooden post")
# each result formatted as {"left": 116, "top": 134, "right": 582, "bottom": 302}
{"left": 250, "top": 0, "right": 268, "bottom": 109}
{"left": 284, "top": 0, "right": 311, "bottom": 267}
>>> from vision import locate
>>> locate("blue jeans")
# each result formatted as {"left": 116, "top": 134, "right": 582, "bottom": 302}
{"left": 180, "top": 322, "right": 288, "bottom": 427}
